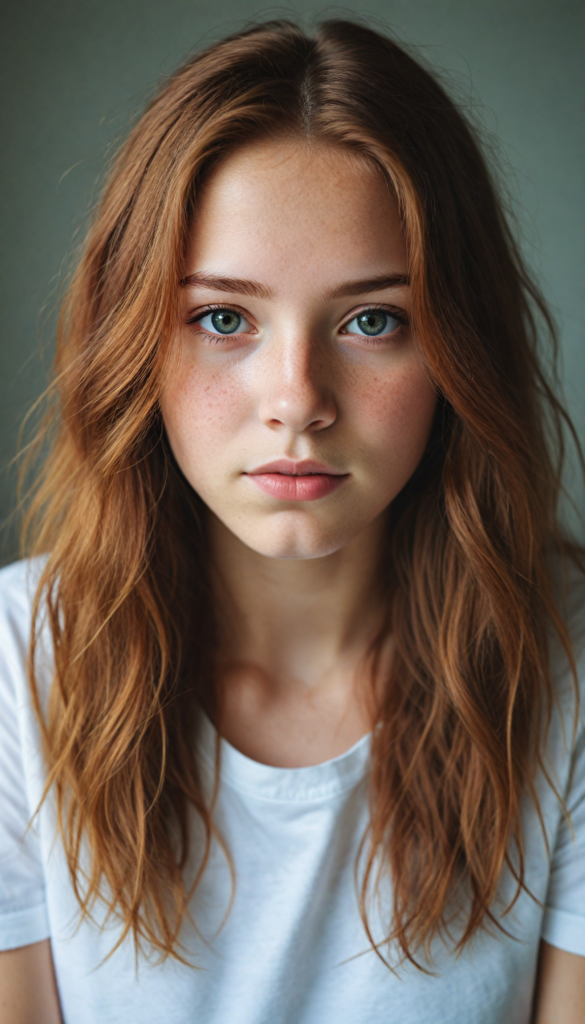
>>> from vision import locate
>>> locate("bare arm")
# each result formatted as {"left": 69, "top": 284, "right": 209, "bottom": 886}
{"left": 0, "top": 940, "right": 62, "bottom": 1024}
{"left": 533, "top": 940, "right": 585, "bottom": 1024}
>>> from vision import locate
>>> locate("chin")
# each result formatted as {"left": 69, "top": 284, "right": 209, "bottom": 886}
{"left": 236, "top": 514, "right": 360, "bottom": 561}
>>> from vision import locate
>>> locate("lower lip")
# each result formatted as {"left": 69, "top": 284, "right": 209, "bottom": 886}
{"left": 247, "top": 473, "right": 348, "bottom": 501}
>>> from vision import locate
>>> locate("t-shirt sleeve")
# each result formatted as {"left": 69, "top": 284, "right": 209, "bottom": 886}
{"left": 541, "top": 696, "right": 585, "bottom": 956}
{"left": 0, "top": 564, "right": 50, "bottom": 950}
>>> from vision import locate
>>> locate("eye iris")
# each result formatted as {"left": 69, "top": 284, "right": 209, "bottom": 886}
{"left": 358, "top": 311, "right": 388, "bottom": 336}
{"left": 211, "top": 310, "right": 241, "bottom": 334}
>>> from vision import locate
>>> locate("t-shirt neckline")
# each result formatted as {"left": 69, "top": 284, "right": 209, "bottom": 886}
{"left": 198, "top": 713, "right": 372, "bottom": 803}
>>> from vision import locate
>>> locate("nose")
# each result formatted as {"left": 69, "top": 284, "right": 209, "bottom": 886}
{"left": 257, "top": 332, "right": 337, "bottom": 435}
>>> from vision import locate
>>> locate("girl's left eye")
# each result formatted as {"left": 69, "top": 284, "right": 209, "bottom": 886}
{"left": 194, "top": 309, "right": 251, "bottom": 335}
{"left": 343, "top": 309, "right": 403, "bottom": 338}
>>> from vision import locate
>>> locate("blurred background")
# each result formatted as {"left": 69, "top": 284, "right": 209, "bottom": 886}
{"left": 1, "top": 0, "right": 583, "bottom": 564}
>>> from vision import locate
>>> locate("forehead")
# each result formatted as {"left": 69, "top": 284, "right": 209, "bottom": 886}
{"left": 186, "top": 140, "right": 406, "bottom": 292}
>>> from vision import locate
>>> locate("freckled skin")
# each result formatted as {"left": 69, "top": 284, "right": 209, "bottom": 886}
{"left": 161, "top": 140, "right": 437, "bottom": 560}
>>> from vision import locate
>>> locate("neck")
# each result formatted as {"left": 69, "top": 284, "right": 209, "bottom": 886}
{"left": 209, "top": 511, "right": 388, "bottom": 692}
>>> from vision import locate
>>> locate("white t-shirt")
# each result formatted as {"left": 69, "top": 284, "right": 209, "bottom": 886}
{"left": 0, "top": 557, "right": 584, "bottom": 1024}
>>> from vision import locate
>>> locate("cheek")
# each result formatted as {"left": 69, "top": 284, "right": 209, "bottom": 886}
{"left": 161, "top": 361, "right": 249, "bottom": 470}
{"left": 350, "top": 363, "right": 436, "bottom": 464}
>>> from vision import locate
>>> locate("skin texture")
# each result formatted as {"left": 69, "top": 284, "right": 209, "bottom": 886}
{"left": 161, "top": 139, "right": 437, "bottom": 767}
{"left": 1, "top": 139, "right": 582, "bottom": 1020}
{"left": 0, "top": 939, "right": 62, "bottom": 1023}
{"left": 532, "top": 942, "right": 585, "bottom": 1023}
{"left": 164, "top": 141, "right": 436, "bottom": 566}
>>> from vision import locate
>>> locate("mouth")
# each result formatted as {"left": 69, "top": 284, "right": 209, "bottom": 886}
{"left": 244, "top": 459, "right": 349, "bottom": 502}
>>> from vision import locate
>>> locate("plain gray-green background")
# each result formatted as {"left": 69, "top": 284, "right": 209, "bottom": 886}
{"left": 1, "top": 0, "right": 584, "bottom": 564}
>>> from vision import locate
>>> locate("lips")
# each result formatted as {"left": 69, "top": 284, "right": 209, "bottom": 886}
{"left": 245, "top": 459, "right": 349, "bottom": 502}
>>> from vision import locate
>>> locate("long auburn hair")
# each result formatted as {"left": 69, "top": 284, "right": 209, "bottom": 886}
{"left": 23, "top": 19, "right": 582, "bottom": 966}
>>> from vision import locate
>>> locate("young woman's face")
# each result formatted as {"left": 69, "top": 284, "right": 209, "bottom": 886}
{"left": 161, "top": 140, "right": 437, "bottom": 559}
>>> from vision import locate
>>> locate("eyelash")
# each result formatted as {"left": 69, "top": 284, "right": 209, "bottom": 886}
{"left": 341, "top": 304, "right": 408, "bottom": 343}
{"left": 185, "top": 303, "right": 409, "bottom": 342}
{"left": 185, "top": 304, "right": 251, "bottom": 344}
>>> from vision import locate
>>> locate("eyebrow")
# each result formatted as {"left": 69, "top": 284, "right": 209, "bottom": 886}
{"left": 326, "top": 274, "right": 409, "bottom": 299}
{"left": 181, "top": 273, "right": 272, "bottom": 299}
{"left": 180, "top": 271, "right": 409, "bottom": 301}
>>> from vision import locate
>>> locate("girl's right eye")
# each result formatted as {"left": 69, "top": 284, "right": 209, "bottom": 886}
{"left": 192, "top": 309, "right": 252, "bottom": 336}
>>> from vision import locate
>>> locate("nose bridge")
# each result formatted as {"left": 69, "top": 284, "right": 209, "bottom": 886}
{"left": 259, "top": 322, "right": 336, "bottom": 434}
{"left": 282, "top": 327, "right": 318, "bottom": 390}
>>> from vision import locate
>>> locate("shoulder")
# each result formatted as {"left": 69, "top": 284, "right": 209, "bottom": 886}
{"left": 0, "top": 556, "right": 49, "bottom": 694}
{"left": 0, "top": 555, "right": 47, "bottom": 606}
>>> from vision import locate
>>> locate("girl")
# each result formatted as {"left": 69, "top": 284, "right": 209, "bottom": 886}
{"left": 0, "top": 19, "right": 583, "bottom": 1024}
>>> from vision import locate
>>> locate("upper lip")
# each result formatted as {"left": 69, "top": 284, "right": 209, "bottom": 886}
{"left": 246, "top": 459, "right": 347, "bottom": 476}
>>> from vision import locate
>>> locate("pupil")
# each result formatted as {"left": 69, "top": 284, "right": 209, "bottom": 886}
{"left": 211, "top": 310, "right": 240, "bottom": 334}
{"left": 359, "top": 311, "right": 386, "bottom": 336}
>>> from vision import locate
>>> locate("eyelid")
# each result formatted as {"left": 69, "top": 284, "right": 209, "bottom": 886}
{"left": 183, "top": 301, "right": 408, "bottom": 336}
{"left": 185, "top": 302, "right": 256, "bottom": 333}
{"left": 339, "top": 303, "right": 409, "bottom": 333}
